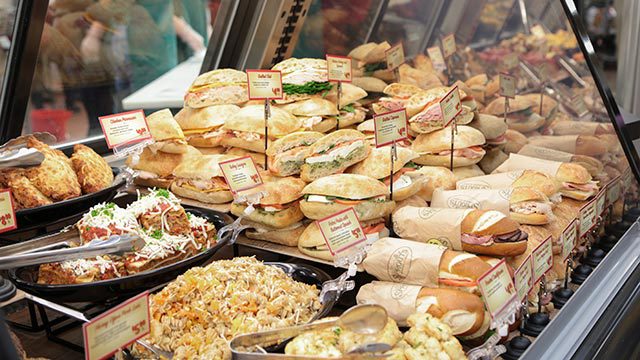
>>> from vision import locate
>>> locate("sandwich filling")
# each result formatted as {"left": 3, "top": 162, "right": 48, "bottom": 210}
{"left": 185, "top": 82, "right": 246, "bottom": 104}
{"left": 305, "top": 139, "right": 366, "bottom": 169}
{"left": 382, "top": 167, "right": 419, "bottom": 191}
{"left": 303, "top": 194, "right": 389, "bottom": 206}
{"left": 174, "top": 176, "right": 229, "bottom": 193}
{"left": 228, "top": 130, "right": 263, "bottom": 142}
{"left": 363, "top": 62, "right": 387, "bottom": 75}
{"left": 486, "top": 134, "right": 507, "bottom": 145}
{"left": 420, "top": 146, "right": 486, "bottom": 159}
{"left": 562, "top": 180, "right": 599, "bottom": 193}
{"left": 461, "top": 229, "right": 528, "bottom": 246}
{"left": 411, "top": 104, "right": 471, "bottom": 130}
{"left": 510, "top": 201, "right": 554, "bottom": 217}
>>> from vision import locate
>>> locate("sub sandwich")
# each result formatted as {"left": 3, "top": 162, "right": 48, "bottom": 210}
{"left": 266, "top": 131, "right": 323, "bottom": 176}
{"left": 170, "top": 154, "right": 234, "bottom": 204}
{"left": 272, "top": 58, "right": 331, "bottom": 104}
{"left": 406, "top": 87, "right": 475, "bottom": 134}
{"left": 412, "top": 125, "right": 486, "bottom": 167}
{"left": 146, "top": 109, "right": 189, "bottom": 154}
{"left": 299, "top": 129, "right": 370, "bottom": 182}
{"left": 184, "top": 68, "right": 248, "bottom": 108}
{"left": 349, "top": 41, "right": 393, "bottom": 81}
{"left": 174, "top": 104, "right": 238, "bottom": 148}
{"left": 126, "top": 146, "right": 201, "bottom": 188}
{"left": 485, "top": 96, "right": 545, "bottom": 133}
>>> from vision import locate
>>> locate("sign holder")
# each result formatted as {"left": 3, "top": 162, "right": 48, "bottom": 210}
{"left": 373, "top": 108, "right": 408, "bottom": 201}
{"left": 499, "top": 72, "right": 516, "bottom": 123}
{"left": 99, "top": 109, "right": 154, "bottom": 159}
{"left": 438, "top": 86, "right": 463, "bottom": 171}
{"left": 246, "top": 70, "right": 283, "bottom": 170}
{"left": 537, "top": 63, "right": 548, "bottom": 116}
{"left": 442, "top": 34, "right": 456, "bottom": 80}
{"left": 326, "top": 54, "right": 352, "bottom": 131}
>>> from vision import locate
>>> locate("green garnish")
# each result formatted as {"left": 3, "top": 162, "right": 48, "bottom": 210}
{"left": 150, "top": 229, "right": 163, "bottom": 239}
{"left": 364, "top": 62, "right": 387, "bottom": 74}
{"left": 282, "top": 81, "right": 332, "bottom": 95}
{"left": 90, "top": 203, "right": 116, "bottom": 218}
{"left": 155, "top": 189, "right": 171, "bottom": 198}
{"left": 333, "top": 327, "right": 342, "bottom": 336}
{"left": 405, "top": 161, "right": 420, "bottom": 169}
{"left": 341, "top": 104, "right": 355, "bottom": 113}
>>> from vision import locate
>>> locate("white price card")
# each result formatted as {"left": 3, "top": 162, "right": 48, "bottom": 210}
{"left": 439, "top": 86, "right": 463, "bottom": 127}
{"left": 316, "top": 208, "right": 367, "bottom": 259}
{"left": 219, "top": 156, "right": 263, "bottom": 197}
{"left": 478, "top": 259, "right": 518, "bottom": 322}
{"left": 579, "top": 200, "right": 597, "bottom": 238}
{"left": 514, "top": 256, "right": 533, "bottom": 302}
{"left": 385, "top": 43, "right": 405, "bottom": 71}
{"left": 326, "top": 54, "right": 352, "bottom": 82}
{"left": 427, "top": 46, "right": 447, "bottom": 72}
{"left": 532, "top": 236, "right": 553, "bottom": 282}
{"left": 442, "top": 34, "right": 456, "bottom": 58}
{"left": 562, "top": 220, "right": 578, "bottom": 261}
{"left": 499, "top": 73, "right": 516, "bottom": 98}
{"left": 246, "top": 70, "right": 283, "bottom": 100}
{"left": 373, "top": 108, "right": 408, "bottom": 147}
{"left": 99, "top": 110, "right": 151, "bottom": 149}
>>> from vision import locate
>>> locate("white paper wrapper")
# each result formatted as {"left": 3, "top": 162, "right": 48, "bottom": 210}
{"left": 528, "top": 135, "right": 578, "bottom": 154}
{"left": 431, "top": 188, "right": 512, "bottom": 215}
{"left": 362, "top": 237, "right": 446, "bottom": 287}
{"left": 356, "top": 281, "right": 421, "bottom": 326}
{"left": 456, "top": 171, "right": 525, "bottom": 190}
{"left": 492, "top": 153, "right": 563, "bottom": 176}
{"left": 518, "top": 144, "right": 574, "bottom": 162}
{"left": 392, "top": 207, "right": 472, "bottom": 250}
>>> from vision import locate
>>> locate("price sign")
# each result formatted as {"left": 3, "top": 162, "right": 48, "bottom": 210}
{"left": 99, "top": 110, "right": 151, "bottom": 149}
{"left": 219, "top": 156, "right": 263, "bottom": 196}
{"left": 499, "top": 73, "right": 516, "bottom": 98}
{"left": 562, "top": 220, "right": 578, "bottom": 260}
{"left": 326, "top": 55, "right": 352, "bottom": 82}
{"left": 607, "top": 176, "right": 622, "bottom": 206}
{"left": 596, "top": 188, "right": 607, "bottom": 216}
{"left": 385, "top": 43, "right": 405, "bottom": 71}
{"left": 532, "top": 237, "right": 553, "bottom": 282}
{"left": 246, "top": 70, "right": 283, "bottom": 100}
{"left": 477, "top": 259, "right": 517, "bottom": 321}
{"left": 514, "top": 256, "right": 533, "bottom": 302}
{"left": 571, "top": 94, "right": 588, "bottom": 117}
{"left": 579, "top": 200, "right": 597, "bottom": 238}
{"left": 442, "top": 34, "right": 457, "bottom": 58}
{"left": 83, "top": 292, "right": 150, "bottom": 360}
{"left": 503, "top": 53, "right": 519, "bottom": 70}
{"left": 531, "top": 24, "right": 546, "bottom": 38}
{"left": 316, "top": 208, "right": 367, "bottom": 258}
{"left": 373, "top": 109, "right": 408, "bottom": 147}
{"left": 0, "top": 189, "right": 17, "bottom": 234}
{"left": 439, "top": 86, "right": 463, "bottom": 127}
{"left": 427, "top": 46, "right": 447, "bottom": 72}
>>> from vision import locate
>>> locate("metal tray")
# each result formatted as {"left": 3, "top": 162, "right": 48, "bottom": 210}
{"left": 12, "top": 168, "right": 126, "bottom": 230}
{"left": 8, "top": 206, "right": 232, "bottom": 303}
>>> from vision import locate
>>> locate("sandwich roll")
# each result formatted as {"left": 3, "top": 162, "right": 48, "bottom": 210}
{"left": 356, "top": 282, "right": 485, "bottom": 335}
{"left": 456, "top": 171, "right": 526, "bottom": 190}
{"left": 352, "top": 76, "right": 387, "bottom": 93}
{"left": 362, "top": 237, "right": 491, "bottom": 293}
{"left": 412, "top": 126, "right": 486, "bottom": 168}
{"left": 174, "top": 105, "right": 238, "bottom": 148}
{"left": 170, "top": 154, "right": 235, "bottom": 204}
{"left": 126, "top": 146, "right": 201, "bottom": 188}
{"left": 225, "top": 147, "right": 266, "bottom": 169}
{"left": 300, "top": 174, "right": 395, "bottom": 221}
{"left": 372, "top": 83, "right": 424, "bottom": 116}
{"left": 300, "top": 130, "right": 371, "bottom": 182}
{"left": 146, "top": 109, "right": 189, "bottom": 154}
{"left": 528, "top": 135, "right": 608, "bottom": 156}
{"left": 348, "top": 146, "right": 425, "bottom": 201}
{"left": 298, "top": 218, "right": 388, "bottom": 261}
{"left": 504, "top": 129, "right": 528, "bottom": 154}
{"left": 453, "top": 165, "right": 485, "bottom": 182}
{"left": 242, "top": 219, "right": 306, "bottom": 247}
{"left": 460, "top": 209, "right": 528, "bottom": 256}
{"left": 407, "top": 87, "right": 474, "bottom": 133}
{"left": 520, "top": 93, "right": 558, "bottom": 121}
{"left": 184, "top": 68, "right": 248, "bottom": 108}
{"left": 393, "top": 206, "right": 473, "bottom": 250}
{"left": 549, "top": 120, "right": 614, "bottom": 135}
{"left": 509, "top": 187, "right": 555, "bottom": 225}
{"left": 478, "top": 147, "right": 508, "bottom": 174}
{"left": 272, "top": 58, "right": 331, "bottom": 104}
{"left": 266, "top": 131, "right": 323, "bottom": 176}
{"left": 222, "top": 105, "right": 302, "bottom": 153}
{"left": 518, "top": 144, "right": 604, "bottom": 177}
{"left": 485, "top": 96, "right": 545, "bottom": 133}
{"left": 469, "top": 114, "right": 507, "bottom": 146}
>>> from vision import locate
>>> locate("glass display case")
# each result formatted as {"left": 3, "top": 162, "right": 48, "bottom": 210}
{"left": 1, "top": 0, "right": 640, "bottom": 358}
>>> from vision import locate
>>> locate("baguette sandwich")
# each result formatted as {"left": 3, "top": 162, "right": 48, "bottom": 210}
{"left": 271, "top": 58, "right": 331, "bottom": 104}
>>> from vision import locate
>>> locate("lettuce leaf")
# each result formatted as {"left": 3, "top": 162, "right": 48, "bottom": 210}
{"left": 364, "top": 62, "right": 387, "bottom": 75}
{"left": 283, "top": 81, "right": 332, "bottom": 95}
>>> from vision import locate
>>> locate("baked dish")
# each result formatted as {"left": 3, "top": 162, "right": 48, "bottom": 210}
{"left": 136, "top": 257, "right": 321, "bottom": 360}
{"left": 0, "top": 135, "right": 114, "bottom": 210}
{"left": 36, "top": 189, "right": 217, "bottom": 285}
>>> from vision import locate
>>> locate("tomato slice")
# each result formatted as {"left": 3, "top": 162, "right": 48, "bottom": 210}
{"left": 383, "top": 168, "right": 415, "bottom": 186}
{"left": 363, "top": 223, "right": 385, "bottom": 235}
{"left": 438, "top": 278, "right": 477, "bottom": 287}
{"left": 334, "top": 199, "right": 363, "bottom": 205}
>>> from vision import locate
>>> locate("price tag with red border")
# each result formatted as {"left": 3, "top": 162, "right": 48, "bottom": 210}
{"left": 532, "top": 236, "right": 553, "bottom": 282}
{"left": 99, "top": 110, "right": 151, "bottom": 149}
{"left": 427, "top": 46, "right": 447, "bottom": 72}
{"left": 0, "top": 189, "right": 17, "bottom": 234}
{"left": 385, "top": 43, "right": 405, "bottom": 71}
{"left": 83, "top": 292, "right": 150, "bottom": 360}
{"left": 562, "top": 220, "right": 578, "bottom": 261}
{"left": 316, "top": 208, "right": 367, "bottom": 259}
{"left": 373, "top": 109, "right": 408, "bottom": 147}
{"left": 579, "top": 199, "right": 596, "bottom": 238}
{"left": 499, "top": 73, "right": 516, "bottom": 98}
{"left": 219, "top": 156, "right": 263, "bottom": 197}
{"left": 246, "top": 70, "right": 283, "bottom": 100}
{"left": 442, "top": 34, "right": 456, "bottom": 58}
{"left": 439, "top": 85, "right": 463, "bottom": 127}
{"left": 326, "top": 55, "right": 352, "bottom": 82}
{"left": 478, "top": 259, "right": 517, "bottom": 322}
{"left": 514, "top": 256, "right": 533, "bottom": 303}
{"left": 606, "top": 176, "right": 622, "bottom": 206}
{"left": 503, "top": 53, "right": 519, "bottom": 70}
{"left": 595, "top": 188, "right": 607, "bottom": 216}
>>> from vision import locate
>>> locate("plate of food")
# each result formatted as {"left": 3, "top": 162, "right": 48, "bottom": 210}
{"left": 9, "top": 189, "right": 231, "bottom": 303}
{"left": 129, "top": 257, "right": 334, "bottom": 360}
{"left": 0, "top": 136, "right": 126, "bottom": 230}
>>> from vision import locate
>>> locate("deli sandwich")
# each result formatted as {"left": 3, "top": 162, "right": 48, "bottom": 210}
{"left": 174, "top": 105, "right": 239, "bottom": 148}
{"left": 266, "top": 131, "right": 323, "bottom": 176}
{"left": 170, "top": 154, "right": 234, "bottom": 204}
{"left": 146, "top": 109, "right": 189, "bottom": 154}
{"left": 485, "top": 96, "right": 545, "bottom": 133}
{"left": 184, "top": 68, "right": 248, "bottom": 108}
{"left": 300, "top": 129, "right": 370, "bottom": 182}
{"left": 412, "top": 126, "right": 486, "bottom": 168}
{"left": 272, "top": 58, "right": 331, "bottom": 104}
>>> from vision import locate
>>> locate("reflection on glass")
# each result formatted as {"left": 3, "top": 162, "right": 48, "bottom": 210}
{"left": 22, "top": 0, "right": 215, "bottom": 145}
{"left": 0, "top": 0, "right": 16, "bottom": 85}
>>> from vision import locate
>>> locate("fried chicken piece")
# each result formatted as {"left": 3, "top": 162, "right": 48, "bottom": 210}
{"left": 0, "top": 169, "right": 52, "bottom": 209}
{"left": 71, "top": 144, "right": 114, "bottom": 193}
{"left": 25, "top": 137, "right": 81, "bottom": 201}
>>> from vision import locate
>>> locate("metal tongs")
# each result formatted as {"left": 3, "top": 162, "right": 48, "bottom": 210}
{"left": 0, "top": 234, "right": 145, "bottom": 269}
{"left": 230, "top": 305, "right": 392, "bottom": 359}
{"left": 0, "top": 132, "right": 57, "bottom": 168}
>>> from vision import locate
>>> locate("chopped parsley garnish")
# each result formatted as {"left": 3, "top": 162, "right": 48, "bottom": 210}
{"left": 405, "top": 161, "right": 420, "bottom": 169}
{"left": 90, "top": 203, "right": 116, "bottom": 218}
{"left": 150, "top": 229, "right": 163, "bottom": 239}
{"left": 155, "top": 189, "right": 171, "bottom": 198}
{"left": 283, "top": 81, "right": 332, "bottom": 95}
{"left": 333, "top": 327, "right": 342, "bottom": 336}
{"left": 187, "top": 213, "right": 192, "bottom": 219}
{"left": 317, "top": 143, "right": 336, "bottom": 155}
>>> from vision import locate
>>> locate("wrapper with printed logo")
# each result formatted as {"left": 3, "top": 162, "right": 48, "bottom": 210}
{"left": 492, "top": 153, "right": 563, "bottom": 176}
{"left": 361, "top": 237, "right": 445, "bottom": 287}
{"left": 518, "top": 144, "right": 573, "bottom": 162}
{"left": 392, "top": 207, "right": 472, "bottom": 250}
{"left": 356, "top": 281, "right": 422, "bottom": 326}
{"left": 528, "top": 135, "right": 579, "bottom": 154}
{"left": 456, "top": 171, "right": 524, "bottom": 190}
{"left": 431, "top": 188, "right": 512, "bottom": 215}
